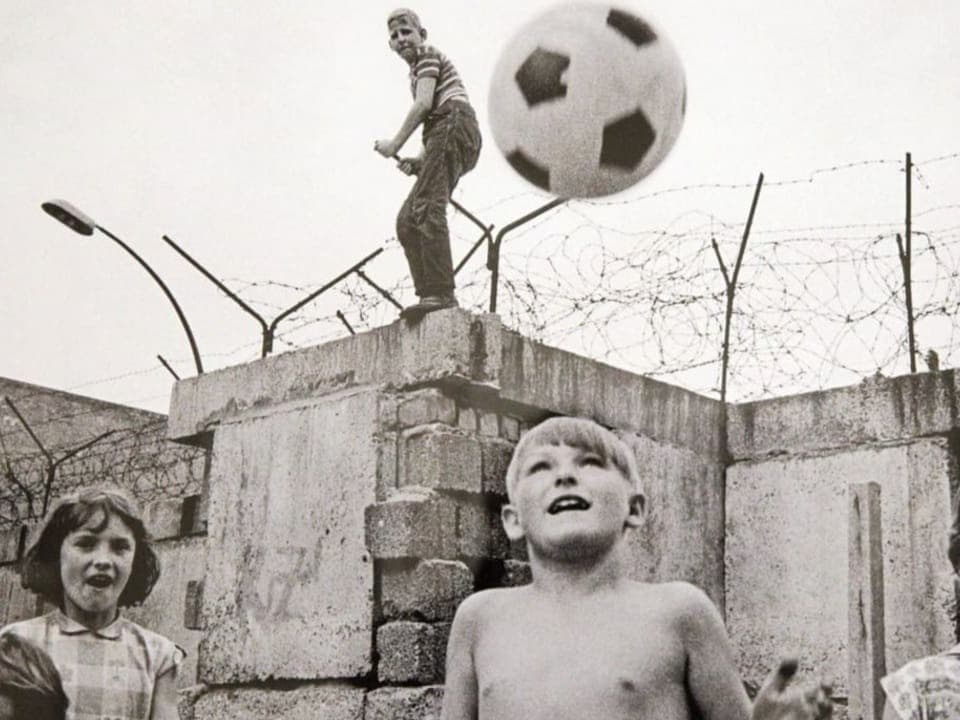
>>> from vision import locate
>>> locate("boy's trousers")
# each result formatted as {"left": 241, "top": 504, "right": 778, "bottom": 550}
{"left": 397, "top": 100, "right": 482, "bottom": 299}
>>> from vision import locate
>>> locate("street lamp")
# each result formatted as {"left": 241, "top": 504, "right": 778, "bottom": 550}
{"left": 41, "top": 199, "right": 204, "bottom": 375}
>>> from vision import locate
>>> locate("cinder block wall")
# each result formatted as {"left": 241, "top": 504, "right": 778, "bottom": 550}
{"left": 5, "top": 311, "right": 956, "bottom": 719}
{"left": 164, "top": 308, "right": 725, "bottom": 718}
{"left": 0, "top": 310, "right": 960, "bottom": 720}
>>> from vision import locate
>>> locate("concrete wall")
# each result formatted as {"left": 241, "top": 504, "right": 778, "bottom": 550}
{"left": 727, "top": 372, "right": 960, "bottom": 709}
{"left": 165, "top": 308, "right": 725, "bottom": 718}
{"left": 7, "top": 311, "right": 953, "bottom": 718}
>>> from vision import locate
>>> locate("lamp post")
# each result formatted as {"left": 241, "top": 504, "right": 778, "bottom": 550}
{"left": 41, "top": 199, "right": 204, "bottom": 375}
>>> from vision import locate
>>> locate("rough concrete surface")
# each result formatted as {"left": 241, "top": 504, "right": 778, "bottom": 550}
{"left": 401, "top": 428, "right": 482, "bottom": 493}
{"left": 620, "top": 432, "right": 726, "bottom": 608}
{"left": 0, "top": 565, "right": 40, "bottom": 627}
{"left": 365, "top": 685, "right": 444, "bottom": 720}
{"left": 364, "top": 487, "right": 458, "bottom": 560}
{"left": 726, "top": 438, "right": 955, "bottom": 693}
{"left": 728, "top": 369, "right": 960, "bottom": 459}
{"left": 189, "top": 683, "right": 365, "bottom": 720}
{"left": 199, "top": 388, "right": 378, "bottom": 683}
{"left": 380, "top": 559, "right": 473, "bottom": 622}
{"left": 168, "top": 310, "right": 503, "bottom": 440}
{"left": 498, "top": 330, "right": 724, "bottom": 460}
{"left": 376, "top": 621, "right": 450, "bottom": 683}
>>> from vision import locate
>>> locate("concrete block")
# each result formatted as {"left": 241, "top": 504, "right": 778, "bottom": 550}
{"left": 365, "top": 685, "right": 444, "bottom": 720}
{"left": 502, "top": 560, "right": 532, "bottom": 587}
{"left": 0, "top": 565, "right": 40, "bottom": 627}
{"left": 168, "top": 309, "right": 504, "bottom": 441}
{"left": 145, "top": 497, "right": 184, "bottom": 541}
{"left": 402, "top": 429, "right": 482, "bottom": 493}
{"left": 618, "top": 433, "right": 725, "bottom": 608}
{"left": 728, "top": 369, "right": 960, "bottom": 459}
{"left": 0, "top": 526, "right": 22, "bottom": 565}
{"left": 500, "top": 415, "right": 521, "bottom": 442}
{"left": 380, "top": 560, "right": 474, "bottom": 621}
{"left": 398, "top": 389, "right": 456, "bottom": 428}
{"left": 480, "top": 437, "right": 513, "bottom": 497}
{"left": 458, "top": 498, "right": 510, "bottom": 559}
{"left": 377, "top": 432, "right": 399, "bottom": 501}
{"left": 497, "top": 330, "right": 724, "bottom": 460}
{"left": 365, "top": 488, "right": 458, "bottom": 560}
{"left": 184, "top": 580, "right": 203, "bottom": 630}
{"left": 457, "top": 405, "right": 477, "bottom": 433}
{"left": 725, "top": 438, "right": 955, "bottom": 695}
{"left": 378, "top": 393, "right": 400, "bottom": 431}
{"left": 377, "top": 621, "right": 450, "bottom": 684}
{"left": 180, "top": 493, "right": 206, "bottom": 536}
{"left": 478, "top": 411, "right": 499, "bottom": 438}
{"left": 190, "top": 683, "right": 365, "bottom": 720}
{"left": 199, "top": 388, "right": 378, "bottom": 683}
{"left": 124, "top": 537, "right": 205, "bottom": 686}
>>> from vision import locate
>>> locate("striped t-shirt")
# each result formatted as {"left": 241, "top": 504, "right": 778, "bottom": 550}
{"left": 1, "top": 610, "right": 183, "bottom": 720}
{"left": 408, "top": 44, "right": 470, "bottom": 112}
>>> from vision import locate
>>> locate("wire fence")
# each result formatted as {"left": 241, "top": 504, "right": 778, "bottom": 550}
{"left": 213, "top": 151, "right": 960, "bottom": 402}
{"left": 0, "top": 415, "right": 205, "bottom": 531}
{"left": 3, "top": 151, "right": 958, "bottom": 527}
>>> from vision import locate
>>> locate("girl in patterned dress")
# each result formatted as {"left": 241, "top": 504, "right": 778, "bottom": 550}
{"left": 880, "top": 492, "right": 960, "bottom": 719}
{"left": 1, "top": 488, "right": 182, "bottom": 720}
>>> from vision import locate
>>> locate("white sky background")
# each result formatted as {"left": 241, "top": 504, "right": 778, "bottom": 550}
{"left": 1, "top": 0, "right": 958, "bottom": 414}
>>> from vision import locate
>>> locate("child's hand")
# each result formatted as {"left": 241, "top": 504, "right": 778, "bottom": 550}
{"left": 751, "top": 659, "right": 833, "bottom": 720}
{"left": 396, "top": 156, "right": 421, "bottom": 176}
{"left": 374, "top": 139, "right": 400, "bottom": 158}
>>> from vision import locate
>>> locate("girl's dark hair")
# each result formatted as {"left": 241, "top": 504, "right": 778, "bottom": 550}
{"left": 20, "top": 487, "right": 160, "bottom": 608}
{"left": 0, "top": 633, "right": 69, "bottom": 720}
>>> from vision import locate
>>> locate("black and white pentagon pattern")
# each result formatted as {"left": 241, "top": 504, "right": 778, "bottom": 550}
{"left": 514, "top": 48, "right": 571, "bottom": 107}
{"left": 599, "top": 109, "right": 656, "bottom": 171}
{"left": 606, "top": 9, "right": 658, "bottom": 47}
{"left": 506, "top": 150, "right": 551, "bottom": 190}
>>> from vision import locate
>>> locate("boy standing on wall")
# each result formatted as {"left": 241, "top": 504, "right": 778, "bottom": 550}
{"left": 441, "top": 416, "right": 833, "bottom": 720}
{"left": 374, "top": 8, "right": 481, "bottom": 319}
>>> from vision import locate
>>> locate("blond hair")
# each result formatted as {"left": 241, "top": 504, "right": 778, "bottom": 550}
{"left": 505, "top": 416, "right": 641, "bottom": 500}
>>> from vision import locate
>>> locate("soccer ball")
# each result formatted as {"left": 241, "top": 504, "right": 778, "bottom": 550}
{"left": 488, "top": 3, "right": 686, "bottom": 198}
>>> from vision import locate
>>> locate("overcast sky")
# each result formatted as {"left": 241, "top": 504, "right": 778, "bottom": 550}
{"left": 1, "top": 1, "right": 958, "bottom": 414}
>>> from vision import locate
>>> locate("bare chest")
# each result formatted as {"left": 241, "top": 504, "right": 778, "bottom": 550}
{"left": 474, "top": 614, "right": 689, "bottom": 720}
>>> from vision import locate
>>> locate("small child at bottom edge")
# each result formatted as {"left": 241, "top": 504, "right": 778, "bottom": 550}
{"left": 0, "top": 633, "right": 68, "bottom": 720}
{"left": 440, "top": 416, "right": 832, "bottom": 720}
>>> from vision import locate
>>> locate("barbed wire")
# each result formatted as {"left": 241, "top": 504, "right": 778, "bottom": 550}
{"left": 217, "top": 152, "right": 960, "bottom": 403}
{"left": 3, "top": 153, "right": 958, "bottom": 523}
{"left": 0, "top": 417, "right": 205, "bottom": 530}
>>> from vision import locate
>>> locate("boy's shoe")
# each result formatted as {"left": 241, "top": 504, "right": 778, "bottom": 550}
{"left": 400, "top": 294, "right": 458, "bottom": 321}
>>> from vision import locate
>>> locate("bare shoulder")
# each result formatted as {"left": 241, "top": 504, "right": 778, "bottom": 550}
{"left": 622, "top": 580, "right": 719, "bottom": 624}
{"left": 452, "top": 587, "right": 527, "bottom": 631}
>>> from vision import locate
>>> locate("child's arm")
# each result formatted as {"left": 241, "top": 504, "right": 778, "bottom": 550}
{"left": 675, "top": 583, "right": 753, "bottom": 720}
{"left": 149, "top": 662, "right": 180, "bottom": 720}
{"left": 677, "top": 584, "right": 833, "bottom": 720}
{"left": 440, "top": 593, "right": 482, "bottom": 720}
{"left": 374, "top": 76, "right": 437, "bottom": 159}
{"left": 751, "top": 659, "right": 833, "bottom": 719}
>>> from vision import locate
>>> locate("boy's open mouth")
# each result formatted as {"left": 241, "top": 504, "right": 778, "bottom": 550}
{"left": 86, "top": 574, "right": 113, "bottom": 588}
{"left": 548, "top": 495, "right": 591, "bottom": 514}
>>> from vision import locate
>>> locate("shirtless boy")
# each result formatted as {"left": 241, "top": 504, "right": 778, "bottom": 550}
{"left": 441, "top": 416, "right": 831, "bottom": 720}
